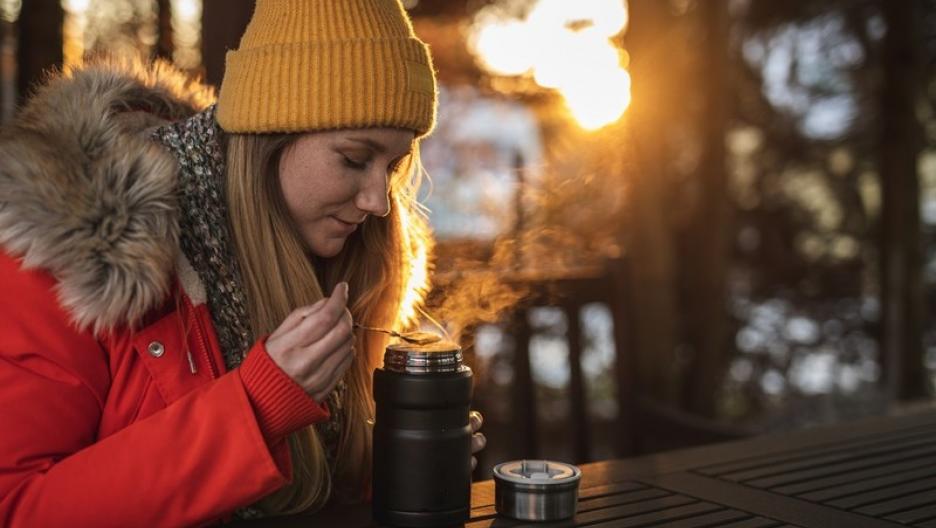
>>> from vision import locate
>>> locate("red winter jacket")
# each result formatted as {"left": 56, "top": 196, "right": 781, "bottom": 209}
{"left": 0, "top": 62, "right": 329, "bottom": 526}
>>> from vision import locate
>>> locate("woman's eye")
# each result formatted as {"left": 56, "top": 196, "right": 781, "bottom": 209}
{"left": 343, "top": 156, "right": 368, "bottom": 170}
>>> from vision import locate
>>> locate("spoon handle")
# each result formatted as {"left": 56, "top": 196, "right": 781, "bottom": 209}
{"left": 353, "top": 322, "right": 402, "bottom": 338}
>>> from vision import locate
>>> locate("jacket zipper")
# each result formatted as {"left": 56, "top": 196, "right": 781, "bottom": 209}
{"left": 184, "top": 294, "right": 219, "bottom": 379}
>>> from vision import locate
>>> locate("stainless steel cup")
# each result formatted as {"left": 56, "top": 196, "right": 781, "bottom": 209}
{"left": 493, "top": 460, "right": 582, "bottom": 522}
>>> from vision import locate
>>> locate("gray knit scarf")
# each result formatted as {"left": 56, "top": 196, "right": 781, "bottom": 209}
{"left": 153, "top": 106, "right": 252, "bottom": 371}
{"left": 153, "top": 106, "right": 344, "bottom": 519}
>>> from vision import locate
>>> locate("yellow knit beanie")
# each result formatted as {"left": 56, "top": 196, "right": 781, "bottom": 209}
{"left": 216, "top": 0, "right": 437, "bottom": 137}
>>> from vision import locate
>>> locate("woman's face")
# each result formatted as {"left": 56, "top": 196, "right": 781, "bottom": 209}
{"left": 278, "top": 127, "right": 415, "bottom": 258}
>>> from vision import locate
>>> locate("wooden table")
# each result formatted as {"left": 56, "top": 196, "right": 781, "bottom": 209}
{"left": 233, "top": 406, "right": 936, "bottom": 527}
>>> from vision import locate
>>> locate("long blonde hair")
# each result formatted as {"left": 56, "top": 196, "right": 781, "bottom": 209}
{"left": 224, "top": 130, "right": 431, "bottom": 514}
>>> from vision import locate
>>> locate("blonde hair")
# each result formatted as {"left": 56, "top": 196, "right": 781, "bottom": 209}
{"left": 224, "top": 131, "right": 431, "bottom": 514}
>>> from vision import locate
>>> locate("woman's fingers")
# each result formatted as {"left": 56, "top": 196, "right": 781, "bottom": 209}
{"left": 295, "top": 283, "right": 349, "bottom": 343}
{"left": 266, "top": 298, "right": 327, "bottom": 347}
{"left": 274, "top": 297, "right": 328, "bottom": 337}
{"left": 271, "top": 280, "right": 345, "bottom": 339}
{"left": 311, "top": 342, "right": 356, "bottom": 402}
{"left": 276, "top": 284, "right": 349, "bottom": 351}
{"left": 299, "top": 309, "right": 353, "bottom": 373}
{"left": 469, "top": 410, "right": 483, "bottom": 433}
{"left": 263, "top": 282, "right": 356, "bottom": 397}
{"left": 470, "top": 412, "right": 485, "bottom": 470}
{"left": 471, "top": 432, "right": 486, "bottom": 454}
{"left": 304, "top": 330, "right": 354, "bottom": 381}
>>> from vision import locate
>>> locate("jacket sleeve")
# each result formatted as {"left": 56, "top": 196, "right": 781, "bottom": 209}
{"left": 0, "top": 258, "right": 329, "bottom": 527}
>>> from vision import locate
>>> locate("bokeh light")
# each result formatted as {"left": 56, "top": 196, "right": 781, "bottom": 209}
{"left": 172, "top": 0, "right": 201, "bottom": 70}
{"left": 468, "top": 0, "right": 631, "bottom": 131}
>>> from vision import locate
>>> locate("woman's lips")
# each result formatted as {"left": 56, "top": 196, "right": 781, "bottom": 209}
{"left": 330, "top": 215, "right": 360, "bottom": 235}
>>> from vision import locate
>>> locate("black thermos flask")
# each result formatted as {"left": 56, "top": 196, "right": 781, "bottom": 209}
{"left": 372, "top": 339, "right": 473, "bottom": 527}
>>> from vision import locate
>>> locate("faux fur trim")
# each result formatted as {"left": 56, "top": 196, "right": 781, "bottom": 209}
{"left": 0, "top": 56, "right": 215, "bottom": 334}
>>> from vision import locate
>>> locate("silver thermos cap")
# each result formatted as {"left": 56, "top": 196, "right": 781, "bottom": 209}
{"left": 383, "top": 339, "right": 466, "bottom": 374}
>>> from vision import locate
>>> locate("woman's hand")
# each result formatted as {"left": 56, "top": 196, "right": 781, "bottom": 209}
{"left": 470, "top": 410, "right": 486, "bottom": 472}
{"left": 264, "top": 282, "right": 355, "bottom": 403}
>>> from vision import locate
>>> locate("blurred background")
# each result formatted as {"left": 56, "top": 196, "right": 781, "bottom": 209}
{"left": 7, "top": 0, "right": 936, "bottom": 479}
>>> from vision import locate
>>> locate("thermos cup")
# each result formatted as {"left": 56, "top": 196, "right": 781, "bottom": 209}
{"left": 372, "top": 338, "right": 473, "bottom": 527}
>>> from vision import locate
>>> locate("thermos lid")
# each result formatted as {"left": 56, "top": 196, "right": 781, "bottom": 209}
{"left": 493, "top": 460, "right": 581, "bottom": 521}
{"left": 384, "top": 339, "right": 465, "bottom": 374}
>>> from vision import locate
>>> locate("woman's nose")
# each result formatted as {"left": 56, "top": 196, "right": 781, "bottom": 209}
{"left": 355, "top": 170, "right": 391, "bottom": 217}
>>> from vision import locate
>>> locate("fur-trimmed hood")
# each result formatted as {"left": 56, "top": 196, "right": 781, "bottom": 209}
{"left": 0, "top": 58, "right": 215, "bottom": 334}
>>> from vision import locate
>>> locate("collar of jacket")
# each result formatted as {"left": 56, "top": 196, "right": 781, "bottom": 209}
{"left": 0, "top": 57, "right": 215, "bottom": 335}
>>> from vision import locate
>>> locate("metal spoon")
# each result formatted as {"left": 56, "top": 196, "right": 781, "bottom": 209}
{"left": 353, "top": 323, "right": 442, "bottom": 345}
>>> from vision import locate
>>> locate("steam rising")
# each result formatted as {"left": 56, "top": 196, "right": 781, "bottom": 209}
{"left": 426, "top": 239, "right": 530, "bottom": 343}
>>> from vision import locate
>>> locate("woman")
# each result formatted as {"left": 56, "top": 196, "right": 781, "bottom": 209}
{"left": 0, "top": 0, "right": 483, "bottom": 525}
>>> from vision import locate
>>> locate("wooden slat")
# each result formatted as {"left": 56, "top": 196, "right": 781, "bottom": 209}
{"left": 717, "top": 519, "right": 784, "bottom": 528}
{"left": 653, "top": 471, "right": 900, "bottom": 528}
{"left": 576, "top": 488, "right": 676, "bottom": 516}
{"left": 653, "top": 509, "right": 752, "bottom": 527}
{"left": 475, "top": 503, "right": 731, "bottom": 528}
{"left": 744, "top": 445, "right": 936, "bottom": 489}
{"left": 854, "top": 489, "right": 936, "bottom": 517}
{"left": 578, "top": 487, "right": 672, "bottom": 508}
{"left": 798, "top": 464, "right": 936, "bottom": 503}
{"left": 885, "top": 502, "right": 936, "bottom": 525}
{"left": 774, "top": 458, "right": 936, "bottom": 496}
{"left": 717, "top": 433, "right": 936, "bottom": 483}
{"left": 574, "top": 493, "right": 698, "bottom": 520}
{"left": 471, "top": 481, "right": 495, "bottom": 508}
{"left": 466, "top": 515, "right": 517, "bottom": 527}
{"left": 697, "top": 424, "right": 936, "bottom": 477}
{"left": 602, "top": 502, "right": 723, "bottom": 528}
{"left": 825, "top": 476, "right": 936, "bottom": 510}
{"left": 578, "top": 481, "right": 650, "bottom": 500}
{"left": 618, "top": 411, "right": 936, "bottom": 481}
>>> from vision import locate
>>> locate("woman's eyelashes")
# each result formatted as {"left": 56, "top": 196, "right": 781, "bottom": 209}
{"left": 342, "top": 154, "right": 368, "bottom": 170}
{"left": 341, "top": 152, "right": 405, "bottom": 174}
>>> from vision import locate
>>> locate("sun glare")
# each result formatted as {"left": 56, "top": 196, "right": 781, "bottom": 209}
{"left": 395, "top": 194, "right": 432, "bottom": 329}
{"left": 469, "top": 0, "right": 631, "bottom": 131}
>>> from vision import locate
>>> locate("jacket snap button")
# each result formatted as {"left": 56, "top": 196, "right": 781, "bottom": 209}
{"left": 148, "top": 341, "right": 165, "bottom": 358}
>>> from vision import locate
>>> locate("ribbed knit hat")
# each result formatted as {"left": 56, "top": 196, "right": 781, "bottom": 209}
{"left": 216, "top": 0, "right": 437, "bottom": 136}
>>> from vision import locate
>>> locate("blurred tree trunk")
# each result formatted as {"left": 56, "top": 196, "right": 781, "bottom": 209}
{"left": 681, "top": 0, "right": 733, "bottom": 417}
{"left": 156, "top": 0, "right": 173, "bottom": 62}
{"left": 878, "top": 0, "right": 930, "bottom": 400}
{"left": 16, "top": 0, "right": 62, "bottom": 104}
{"left": 621, "top": 0, "right": 681, "bottom": 405}
{"left": 201, "top": 0, "right": 254, "bottom": 87}
{"left": 1, "top": 17, "right": 15, "bottom": 122}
